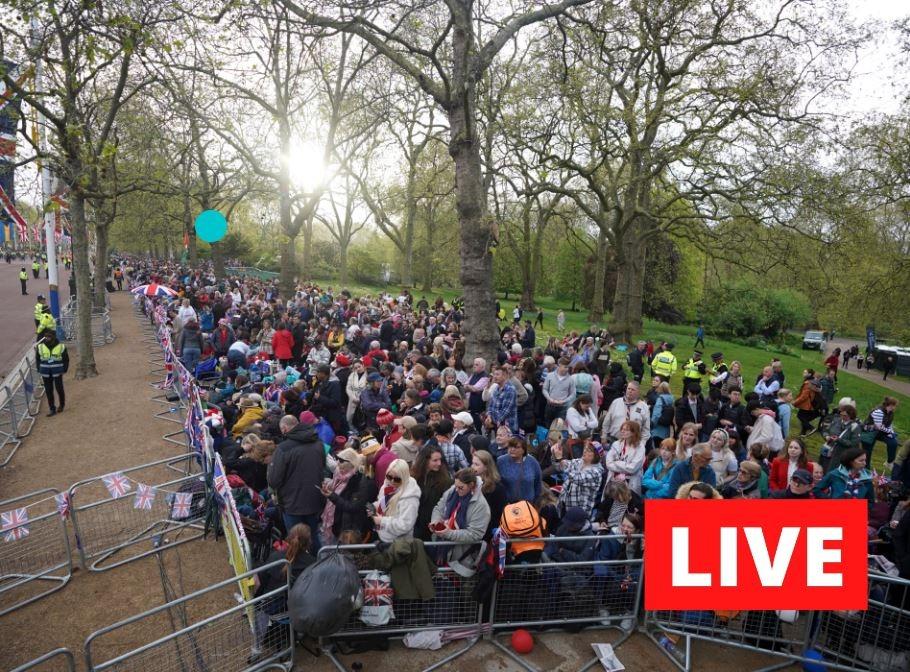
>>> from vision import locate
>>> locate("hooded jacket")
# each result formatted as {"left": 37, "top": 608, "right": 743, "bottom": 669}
{"left": 374, "top": 477, "right": 421, "bottom": 543}
{"left": 267, "top": 424, "right": 326, "bottom": 515}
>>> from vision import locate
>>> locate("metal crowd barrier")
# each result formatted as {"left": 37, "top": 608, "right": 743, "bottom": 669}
{"left": 644, "top": 570, "right": 910, "bottom": 672}
{"left": 84, "top": 559, "right": 293, "bottom": 672}
{"left": 68, "top": 453, "right": 206, "bottom": 572}
{"left": 809, "top": 571, "right": 910, "bottom": 672}
{"left": 0, "top": 345, "right": 44, "bottom": 467}
{"left": 490, "top": 534, "right": 643, "bottom": 672}
{"left": 9, "top": 648, "right": 77, "bottom": 672}
{"left": 316, "top": 541, "right": 484, "bottom": 672}
{"left": 59, "top": 297, "right": 115, "bottom": 347}
{"left": 0, "top": 488, "right": 73, "bottom": 616}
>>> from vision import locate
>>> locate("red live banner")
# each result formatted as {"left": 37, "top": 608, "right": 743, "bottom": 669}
{"left": 644, "top": 499, "right": 868, "bottom": 610}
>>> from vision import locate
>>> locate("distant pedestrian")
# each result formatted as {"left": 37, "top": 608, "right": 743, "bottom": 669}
{"left": 557, "top": 310, "right": 565, "bottom": 332}
{"left": 31, "top": 259, "right": 40, "bottom": 279}
{"left": 43, "top": 260, "right": 49, "bottom": 278}
{"left": 534, "top": 307, "right": 544, "bottom": 329}
{"left": 36, "top": 329, "right": 68, "bottom": 416}
{"left": 883, "top": 355, "right": 896, "bottom": 381}
{"left": 19, "top": 267, "right": 28, "bottom": 295}
{"left": 694, "top": 323, "right": 705, "bottom": 349}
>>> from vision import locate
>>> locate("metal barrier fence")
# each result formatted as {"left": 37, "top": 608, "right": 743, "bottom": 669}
{"left": 84, "top": 559, "right": 293, "bottom": 672}
{"left": 316, "top": 541, "right": 484, "bottom": 672}
{"left": 69, "top": 453, "right": 206, "bottom": 572}
{"left": 644, "top": 570, "right": 910, "bottom": 672}
{"left": 0, "top": 345, "right": 43, "bottom": 467}
{"left": 9, "top": 648, "right": 77, "bottom": 672}
{"left": 489, "top": 534, "right": 643, "bottom": 672}
{"left": 0, "top": 488, "right": 73, "bottom": 617}
{"left": 59, "top": 298, "right": 115, "bottom": 346}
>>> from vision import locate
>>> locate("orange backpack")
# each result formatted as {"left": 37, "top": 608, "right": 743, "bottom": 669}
{"left": 500, "top": 500, "right": 546, "bottom": 556}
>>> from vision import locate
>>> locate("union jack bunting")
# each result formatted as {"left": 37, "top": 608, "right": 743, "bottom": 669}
{"left": 1, "top": 507, "right": 29, "bottom": 542}
{"left": 171, "top": 492, "right": 193, "bottom": 519}
{"left": 212, "top": 456, "right": 230, "bottom": 499}
{"left": 133, "top": 483, "right": 157, "bottom": 510}
{"left": 102, "top": 472, "right": 132, "bottom": 499}
{"left": 55, "top": 492, "right": 70, "bottom": 519}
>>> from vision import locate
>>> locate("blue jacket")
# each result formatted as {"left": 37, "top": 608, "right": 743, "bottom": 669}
{"left": 667, "top": 458, "right": 717, "bottom": 498}
{"left": 642, "top": 458, "right": 677, "bottom": 499}
{"left": 650, "top": 393, "right": 675, "bottom": 440}
{"left": 545, "top": 520, "right": 596, "bottom": 562}
{"left": 496, "top": 454, "right": 542, "bottom": 504}
{"left": 813, "top": 466, "right": 874, "bottom": 503}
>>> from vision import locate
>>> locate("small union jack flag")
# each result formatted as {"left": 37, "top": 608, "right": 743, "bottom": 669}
{"left": 171, "top": 492, "right": 193, "bottom": 519}
{"left": 133, "top": 484, "right": 157, "bottom": 510}
{"left": 1, "top": 507, "right": 30, "bottom": 542}
{"left": 55, "top": 492, "right": 70, "bottom": 519}
{"left": 362, "top": 575, "right": 394, "bottom": 606}
{"left": 102, "top": 472, "right": 132, "bottom": 499}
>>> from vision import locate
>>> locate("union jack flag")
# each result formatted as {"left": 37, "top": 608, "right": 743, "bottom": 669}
{"left": 171, "top": 492, "right": 193, "bottom": 519}
{"left": 362, "top": 574, "right": 394, "bottom": 605}
{"left": 102, "top": 472, "right": 132, "bottom": 499}
{"left": 213, "top": 457, "right": 230, "bottom": 499}
{"left": 55, "top": 492, "right": 70, "bottom": 519}
{"left": 133, "top": 483, "right": 157, "bottom": 510}
{"left": 1, "top": 507, "right": 29, "bottom": 542}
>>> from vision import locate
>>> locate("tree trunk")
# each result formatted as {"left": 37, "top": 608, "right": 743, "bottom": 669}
{"left": 610, "top": 224, "right": 645, "bottom": 343}
{"left": 211, "top": 242, "right": 225, "bottom": 279}
{"left": 92, "top": 222, "right": 109, "bottom": 310}
{"left": 183, "top": 193, "right": 198, "bottom": 264}
{"left": 589, "top": 227, "right": 608, "bottom": 324}
{"left": 446, "top": 114, "right": 498, "bottom": 366}
{"left": 402, "top": 197, "right": 416, "bottom": 287}
{"left": 421, "top": 212, "right": 434, "bottom": 293}
{"left": 280, "top": 236, "right": 296, "bottom": 294}
{"left": 301, "top": 219, "right": 313, "bottom": 280}
{"left": 70, "top": 194, "right": 98, "bottom": 378}
{"left": 338, "top": 243, "right": 349, "bottom": 287}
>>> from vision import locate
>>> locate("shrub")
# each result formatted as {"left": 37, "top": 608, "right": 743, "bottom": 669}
{"left": 704, "top": 281, "right": 812, "bottom": 341}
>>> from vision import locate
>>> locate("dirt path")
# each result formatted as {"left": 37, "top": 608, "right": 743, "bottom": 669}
{"left": 0, "top": 292, "right": 232, "bottom": 671}
{"left": 826, "top": 338, "right": 910, "bottom": 397}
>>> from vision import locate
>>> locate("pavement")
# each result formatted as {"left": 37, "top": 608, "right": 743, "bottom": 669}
{"left": 825, "top": 338, "right": 910, "bottom": 397}
{"left": 0, "top": 257, "right": 71, "bottom": 383}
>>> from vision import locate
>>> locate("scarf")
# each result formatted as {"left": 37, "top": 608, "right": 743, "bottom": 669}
{"left": 444, "top": 487, "right": 473, "bottom": 530}
{"left": 376, "top": 484, "right": 398, "bottom": 515}
{"left": 320, "top": 468, "right": 356, "bottom": 545}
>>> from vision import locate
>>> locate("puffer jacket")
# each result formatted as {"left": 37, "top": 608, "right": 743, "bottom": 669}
{"left": 375, "top": 477, "right": 421, "bottom": 543}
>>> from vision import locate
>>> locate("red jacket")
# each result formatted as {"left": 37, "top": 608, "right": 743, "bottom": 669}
{"left": 768, "top": 457, "right": 816, "bottom": 491}
{"left": 271, "top": 329, "right": 295, "bottom": 360}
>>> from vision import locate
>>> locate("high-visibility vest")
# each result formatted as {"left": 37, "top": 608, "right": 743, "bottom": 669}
{"left": 19, "top": 271, "right": 27, "bottom": 280}
{"left": 652, "top": 351, "right": 677, "bottom": 377}
{"left": 32, "top": 261, "right": 40, "bottom": 271}
{"left": 34, "top": 303, "right": 45, "bottom": 321}
{"left": 37, "top": 342, "right": 66, "bottom": 376}
{"left": 683, "top": 358, "right": 705, "bottom": 380}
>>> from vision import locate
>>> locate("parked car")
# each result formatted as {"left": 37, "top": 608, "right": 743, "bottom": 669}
{"left": 802, "top": 330, "right": 825, "bottom": 350}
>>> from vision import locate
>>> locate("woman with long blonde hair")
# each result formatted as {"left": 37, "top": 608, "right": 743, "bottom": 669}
{"left": 370, "top": 458, "right": 422, "bottom": 542}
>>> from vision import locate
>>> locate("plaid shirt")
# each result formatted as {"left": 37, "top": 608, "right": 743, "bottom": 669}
{"left": 556, "top": 459, "right": 604, "bottom": 513}
{"left": 439, "top": 440, "right": 468, "bottom": 473}
{"left": 487, "top": 381, "right": 518, "bottom": 432}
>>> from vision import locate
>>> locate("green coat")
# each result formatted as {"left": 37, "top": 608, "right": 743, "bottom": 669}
{"left": 367, "top": 538, "right": 437, "bottom": 600}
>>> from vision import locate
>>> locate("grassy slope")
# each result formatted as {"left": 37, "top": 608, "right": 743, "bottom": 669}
{"left": 315, "top": 279, "right": 909, "bottom": 465}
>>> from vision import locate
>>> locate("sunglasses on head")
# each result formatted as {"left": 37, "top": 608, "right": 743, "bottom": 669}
{"left": 385, "top": 474, "right": 402, "bottom": 483}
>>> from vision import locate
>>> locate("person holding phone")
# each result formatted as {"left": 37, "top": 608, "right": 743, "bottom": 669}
{"left": 429, "top": 468, "right": 491, "bottom": 576}
{"left": 371, "top": 459, "right": 421, "bottom": 542}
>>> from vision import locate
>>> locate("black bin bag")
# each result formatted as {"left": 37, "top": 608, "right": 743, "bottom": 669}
{"left": 288, "top": 551, "right": 362, "bottom": 637}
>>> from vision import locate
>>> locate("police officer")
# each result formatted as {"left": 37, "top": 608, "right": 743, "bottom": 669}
{"left": 31, "top": 258, "right": 40, "bottom": 279}
{"left": 34, "top": 294, "right": 47, "bottom": 329}
{"left": 36, "top": 329, "right": 68, "bottom": 416}
{"left": 709, "top": 352, "right": 728, "bottom": 394}
{"left": 43, "top": 259, "right": 49, "bottom": 278}
{"left": 651, "top": 342, "right": 678, "bottom": 381}
{"left": 19, "top": 267, "right": 28, "bottom": 295}
{"left": 682, "top": 350, "right": 707, "bottom": 395}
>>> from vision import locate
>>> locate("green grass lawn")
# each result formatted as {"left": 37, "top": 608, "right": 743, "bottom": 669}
{"left": 313, "top": 278, "right": 909, "bottom": 467}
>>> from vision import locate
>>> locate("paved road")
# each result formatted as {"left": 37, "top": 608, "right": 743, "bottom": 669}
{"left": 0, "top": 258, "right": 71, "bottom": 382}
{"left": 824, "top": 338, "right": 910, "bottom": 397}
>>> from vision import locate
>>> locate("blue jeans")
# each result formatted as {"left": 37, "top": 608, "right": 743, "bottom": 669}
{"left": 281, "top": 512, "right": 322, "bottom": 552}
{"left": 863, "top": 432, "right": 899, "bottom": 465}
{"left": 181, "top": 347, "right": 201, "bottom": 374}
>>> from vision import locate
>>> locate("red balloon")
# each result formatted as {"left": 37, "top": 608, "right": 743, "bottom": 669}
{"left": 511, "top": 628, "right": 534, "bottom": 654}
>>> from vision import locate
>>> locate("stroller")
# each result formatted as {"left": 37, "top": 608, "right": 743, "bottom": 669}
{"left": 194, "top": 356, "right": 222, "bottom": 388}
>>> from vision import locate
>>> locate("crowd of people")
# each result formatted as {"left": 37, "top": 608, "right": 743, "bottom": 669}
{"left": 123, "top": 257, "right": 910, "bottom": 587}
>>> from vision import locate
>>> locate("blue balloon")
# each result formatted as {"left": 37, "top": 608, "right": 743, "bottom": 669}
{"left": 194, "top": 210, "right": 227, "bottom": 243}
{"left": 802, "top": 648, "right": 826, "bottom": 672}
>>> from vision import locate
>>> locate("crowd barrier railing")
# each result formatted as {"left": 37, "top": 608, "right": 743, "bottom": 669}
{"left": 0, "top": 345, "right": 43, "bottom": 468}
{"left": 59, "top": 298, "right": 115, "bottom": 347}
{"left": 0, "top": 488, "right": 73, "bottom": 617}
{"left": 489, "top": 535, "right": 643, "bottom": 672}
{"left": 9, "top": 648, "right": 77, "bottom": 672}
{"left": 643, "top": 570, "right": 910, "bottom": 672}
{"left": 84, "top": 559, "right": 293, "bottom": 672}
{"left": 315, "top": 540, "right": 484, "bottom": 672}
{"left": 68, "top": 453, "right": 206, "bottom": 572}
